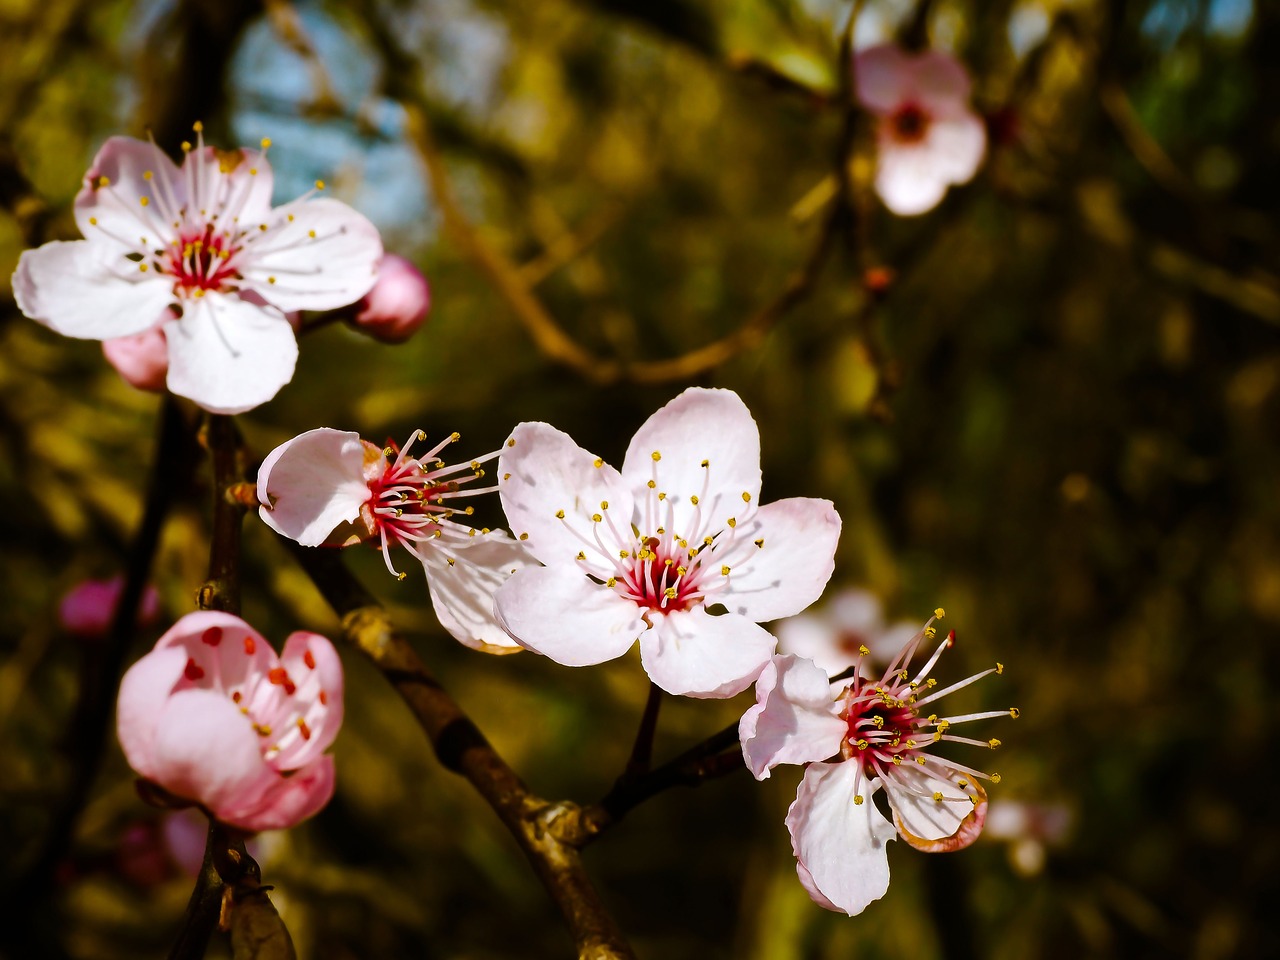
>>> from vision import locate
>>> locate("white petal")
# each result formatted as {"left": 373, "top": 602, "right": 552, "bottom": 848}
{"left": 739, "top": 654, "right": 845, "bottom": 779}
{"left": 498, "top": 421, "right": 635, "bottom": 570}
{"left": 257, "top": 428, "right": 371, "bottom": 546}
{"left": 874, "top": 141, "right": 952, "bottom": 216}
{"left": 74, "top": 136, "right": 184, "bottom": 251}
{"left": 638, "top": 606, "right": 775, "bottom": 698}
{"left": 723, "top": 498, "right": 841, "bottom": 623}
{"left": 494, "top": 564, "right": 645, "bottom": 666}
{"left": 786, "top": 761, "right": 896, "bottom": 916}
{"left": 621, "top": 388, "right": 761, "bottom": 542}
{"left": 14, "top": 241, "right": 174, "bottom": 340}
{"left": 163, "top": 295, "right": 298, "bottom": 414}
{"left": 854, "top": 44, "right": 915, "bottom": 114}
{"left": 240, "top": 197, "right": 383, "bottom": 312}
{"left": 420, "top": 531, "right": 535, "bottom": 654}
{"left": 883, "top": 762, "right": 981, "bottom": 844}
{"left": 775, "top": 612, "right": 856, "bottom": 678}
{"left": 921, "top": 114, "right": 987, "bottom": 184}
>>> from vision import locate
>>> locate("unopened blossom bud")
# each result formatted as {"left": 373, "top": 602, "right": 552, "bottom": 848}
{"left": 116, "top": 611, "right": 343, "bottom": 832}
{"left": 352, "top": 253, "right": 431, "bottom": 343}
{"left": 102, "top": 323, "right": 169, "bottom": 392}
{"left": 59, "top": 576, "right": 161, "bottom": 639}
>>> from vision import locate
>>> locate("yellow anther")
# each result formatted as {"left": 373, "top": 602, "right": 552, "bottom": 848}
{"left": 315, "top": 179, "right": 325, "bottom": 190}
{"left": 600, "top": 500, "right": 609, "bottom": 510}
{"left": 995, "top": 662, "right": 1005, "bottom": 675}
{"left": 727, "top": 518, "right": 736, "bottom": 528}
{"left": 181, "top": 141, "right": 192, "bottom": 152}
{"left": 260, "top": 137, "right": 272, "bottom": 149}
{"left": 193, "top": 120, "right": 204, "bottom": 132}
{"left": 853, "top": 795, "right": 864, "bottom": 805}
{"left": 619, "top": 549, "right": 629, "bottom": 558}
{"left": 651, "top": 451, "right": 661, "bottom": 461}
{"left": 446, "top": 557, "right": 456, "bottom": 567}
{"left": 925, "top": 626, "right": 937, "bottom": 638}
{"left": 143, "top": 170, "right": 153, "bottom": 181}
{"left": 703, "top": 536, "right": 714, "bottom": 545}
{"left": 254, "top": 723, "right": 272, "bottom": 737}
{"left": 858, "top": 644, "right": 870, "bottom": 656}
{"left": 721, "top": 565, "right": 731, "bottom": 576}
{"left": 89, "top": 217, "right": 97, "bottom": 225}
{"left": 934, "top": 607, "right": 946, "bottom": 619}
{"left": 1009, "top": 707, "right": 1021, "bottom": 719}
{"left": 397, "top": 572, "right": 407, "bottom": 581}
{"left": 308, "top": 229, "right": 317, "bottom": 238}
{"left": 664, "top": 558, "right": 674, "bottom": 567}
{"left": 657, "top": 492, "right": 667, "bottom": 501}
{"left": 933, "top": 732, "right": 942, "bottom": 742}
{"left": 906, "top": 739, "right": 916, "bottom": 748}
{"left": 676, "top": 566, "right": 687, "bottom": 576}
{"left": 665, "top": 587, "right": 678, "bottom": 599}
{"left": 892, "top": 755, "right": 902, "bottom": 765}
{"left": 97, "top": 175, "right": 110, "bottom": 187}
{"left": 958, "top": 778, "right": 968, "bottom": 787}
{"left": 555, "top": 510, "right": 565, "bottom": 519}
{"left": 690, "top": 495, "right": 699, "bottom": 505}
{"left": 576, "top": 551, "right": 586, "bottom": 561}
{"left": 926, "top": 678, "right": 937, "bottom": 688}
{"left": 519, "top": 533, "right": 529, "bottom": 541}
{"left": 916, "top": 756, "right": 927, "bottom": 765}
{"left": 606, "top": 577, "right": 617, "bottom": 587}
{"left": 742, "top": 491, "right": 752, "bottom": 502}
{"left": 592, "top": 513, "right": 602, "bottom": 523}
{"left": 647, "top": 480, "right": 656, "bottom": 488}
{"left": 856, "top": 739, "right": 868, "bottom": 750}
{"left": 754, "top": 538, "right": 764, "bottom": 547}
{"left": 507, "top": 437, "right": 516, "bottom": 447}
{"left": 701, "top": 459, "right": 709, "bottom": 467}
{"left": 249, "top": 168, "right": 258, "bottom": 176}
{"left": 139, "top": 264, "right": 148, "bottom": 272}
{"left": 464, "top": 506, "right": 475, "bottom": 515}
{"left": 871, "top": 716, "right": 884, "bottom": 728}
{"left": 268, "top": 276, "right": 276, "bottom": 284}
{"left": 988, "top": 738, "right": 1002, "bottom": 749}
{"left": 990, "top": 773, "right": 1002, "bottom": 784}
{"left": 933, "top": 792, "right": 944, "bottom": 802}
{"left": 594, "top": 458, "right": 604, "bottom": 468}
{"left": 503, "top": 473, "right": 511, "bottom": 480}
{"left": 139, "top": 196, "right": 149, "bottom": 206}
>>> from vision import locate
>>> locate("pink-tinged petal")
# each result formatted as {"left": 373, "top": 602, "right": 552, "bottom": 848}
{"left": 638, "top": 607, "right": 775, "bottom": 699}
{"left": 257, "top": 428, "right": 370, "bottom": 547}
{"left": 163, "top": 294, "right": 298, "bottom": 414}
{"left": 494, "top": 565, "right": 645, "bottom": 666}
{"left": 225, "top": 755, "right": 335, "bottom": 832}
{"left": 854, "top": 44, "right": 915, "bottom": 114}
{"left": 909, "top": 50, "right": 974, "bottom": 115}
{"left": 921, "top": 113, "right": 986, "bottom": 184}
{"left": 102, "top": 321, "right": 170, "bottom": 392}
{"left": 886, "top": 765, "right": 987, "bottom": 848}
{"left": 420, "top": 532, "right": 533, "bottom": 654}
{"left": 621, "top": 388, "right": 761, "bottom": 539}
{"left": 14, "top": 241, "right": 175, "bottom": 340}
{"left": 868, "top": 621, "right": 920, "bottom": 666}
{"left": 116, "top": 645, "right": 189, "bottom": 780}
{"left": 74, "top": 136, "right": 185, "bottom": 251}
{"left": 775, "top": 612, "right": 856, "bottom": 678}
{"left": 873, "top": 141, "right": 952, "bottom": 216}
{"left": 786, "top": 761, "right": 896, "bottom": 916}
{"left": 162, "top": 809, "right": 210, "bottom": 878}
{"left": 724, "top": 498, "right": 841, "bottom": 623}
{"left": 739, "top": 655, "right": 845, "bottom": 779}
{"left": 272, "top": 632, "right": 344, "bottom": 767}
{"left": 148, "top": 689, "right": 275, "bottom": 817}
{"left": 499, "top": 421, "right": 635, "bottom": 569}
{"left": 353, "top": 253, "right": 431, "bottom": 343}
{"left": 154, "top": 611, "right": 276, "bottom": 702}
{"left": 60, "top": 576, "right": 161, "bottom": 639}
{"left": 241, "top": 197, "right": 383, "bottom": 312}
{"left": 201, "top": 147, "right": 275, "bottom": 227}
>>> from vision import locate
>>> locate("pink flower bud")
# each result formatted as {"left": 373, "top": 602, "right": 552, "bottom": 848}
{"left": 353, "top": 253, "right": 430, "bottom": 343}
{"left": 59, "top": 576, "right": 161, "bottom": 640}
{"left": 116, "top": 611, "right": 344, "bottom": 832}
{"left": 102, "top": 324, "right": 169, "bottom": 392}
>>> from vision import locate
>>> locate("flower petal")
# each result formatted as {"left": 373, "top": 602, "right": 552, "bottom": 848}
{"left": 14, "top": 241, "right": 174, "bottom": 340}
{"left": 621, "top": 388, "right": 761, "bottom": 541}
{"left": 723, "top": 498, "right": 841, "bottom": 623}
{"left": 116, "top": 645, "right": 188, "bottom": 780}
{"left": 75, "top": 136, "right": 185, "bottom": 252}
{"left": 786, "top": 761, "right": 896, "bottom": 916}
{"left": 885, "top": 763, "right": 987, "bottom": 847}
{"left": 739, "top": 654, "right": 846, "bottom": 779}
{"left": 498, "top": 421, "right": 635, "bottom": 570}
{"left": 163, "top": 294, "right": 298, "bottom": 414}
{"left": 148, "top": 689, "right": 275, "bottom": 818}
{"left": 224, "top": 755, "right": 335, "bottom": 833}
{"left": 272, "top": 631, "right": 344, "bottom": 767}
{"left": 257, "top": 428, "right": 371, "bottom": 547}
{"left": 921, "top": 114, "right": 986, "bottom": 184}
{"left": 240, "top": 197, "right": 383, "bottom": 312}
{"left": 419, "top": 531, "right": 534, "bottom": 653}
{"left": 854, "top": 44, "right": 915, "bottom": 114}
{"left": 908, "top": 50, "right": 974, "bottom": 115}
{"left": 638, "top": 606, "right": 775, "bottom": 698}
{"left": 494, "top": 564, "right": 645, "bottom": 666}
{"left": 873, "top": 141, "right": 953, "bottom": 216}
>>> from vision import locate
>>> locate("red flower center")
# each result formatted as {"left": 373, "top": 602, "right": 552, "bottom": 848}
{"left": 164, "top": 225, "right": 240, "bottom": 294}
{"left": 889, "top": 103, "right": 930, "bottom": 144}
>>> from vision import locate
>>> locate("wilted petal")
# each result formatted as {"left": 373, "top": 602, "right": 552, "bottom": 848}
{"left": 638, "top": 606, "right": 775, "bottom": 698}
{"left": 786, "top": 761, "right": 896, "bottom": 916}
{"left": 163, "top": 295, "right": 298, "bottom": 414}
{"left": 889, "top": 769, "right": 988, "bottom": 851}
{"left": 740, "top": 655, "right": 846, "bottom": 779}
{"left": 257, "top": 428, "right": 371, "bottom": 547}
{"left": 723, "top": 498, "right": 841, "bottom": 622}
{"left": 495, "top": 564, "right": 645, "bottom": 666}
{"left": 420, "top": 532, "right": 533, "bottom": 653}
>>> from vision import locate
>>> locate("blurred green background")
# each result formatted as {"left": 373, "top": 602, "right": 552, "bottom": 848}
{"left": 2, "top": 0, "right": 1277, "bottom": 957}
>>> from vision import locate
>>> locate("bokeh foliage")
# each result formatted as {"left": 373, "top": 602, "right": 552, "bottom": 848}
{"left": 1, "top": 0, "right": 1278, "bottom": 957}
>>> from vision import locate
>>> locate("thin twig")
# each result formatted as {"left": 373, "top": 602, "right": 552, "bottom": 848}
{"left": 288, "top": 544, "right": 635, "bottom": 960}
{"left": 197, "top": 415, "right": 247, "bottom": 614}
{"left": 623, "top": 683, "right": 663, "bottom": 779}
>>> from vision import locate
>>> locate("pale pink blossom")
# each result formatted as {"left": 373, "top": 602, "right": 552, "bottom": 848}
{"left": 12, "top": 132, "right": 382, "bottom": 413}
{"left": 740, "top": 614, "right": 1014, "bottom": 914}
{"left": 102, "top": 321, "right": 170, "bottom": 392}
{"left": 257, "top": 427, "right": 530, "bottom": 653}
{"left": 983, "top": 799, "right": 1071, "bottom": 876}
{"left": 855, "top": 45, "right": 986, "bottom": 216}
{"left": 116, "top": 611, "right": 343, "bottom": 832}
{"left": 776, "top": 587, "right": 918, "bottom": 678}
{"left": 353, "top": 253, "right": 431, "bottom": 343}
{"left": 59, "top": 576, "right": 161, "bottom": 639}
{"left": 493, "top": 388, "right": 841, "bottom": 698}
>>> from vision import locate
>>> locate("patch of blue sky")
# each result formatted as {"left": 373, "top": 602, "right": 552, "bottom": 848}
{"left": 1207, "top": 0, "right": 1253, "bottom": 38}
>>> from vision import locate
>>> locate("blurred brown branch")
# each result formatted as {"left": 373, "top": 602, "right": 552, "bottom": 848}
{"left": 289, "top": 545, "right": 635, "bottom": 960}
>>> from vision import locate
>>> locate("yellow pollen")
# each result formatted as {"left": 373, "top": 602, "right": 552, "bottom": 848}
{"left": 926, "top": 626, "right": 937, "bottom": 638}
{"left": 607, "top": 577, "right": 617, "bottom": 587}
{"left": 727, "top": 518, "right": 736, "bottom": 527}
{"left": 856, "top": 739, "right": 868, "bottom": 750}
{"left": 1009, "top": 707, "right": 1021, "bottom": 719}
{"left": 397, "top": 572, "right": 407, "bottom": 581}
{"left": 933, "top": 792, "right": 944, "bottom": 801}
{"left": 592, "top": 513, "right": 602, "bottom": 523}
{"left": 742, "top": 491, "right": 751, "bottom": 502}
{"left": 503, "top": 473, "right": 511, "bottom": 480}
{"left": 996, "top": 662, "right": 1005, "bottom": 675}
{"left": 308, "top": 230, "right": 316, "bottom": 238}
{"left": 690, "top": 495, "right": 699, "bottom": 505}
{"left": 916, "top": 756, "right": 927, "bottom": 765}
{"left": 754, "top": 538, "right": 764, "bottom": 547}
{"left": 139, "top": 196, "right": 149, "bottom": 206}
{"left": 934, "top": 607, "right": 946, "bottom": 619}
{"left": 139, "top": 264, "right": 148, "bottom": 272}
{"left": 181, "top": 141, "right": 192, "bottom": 153}
{"left": 658, "top": 493, "right": 667, "bottom": 501}
{"left": 261, "top": 137, "right": 272, "bottom": 149}
{"left": 143, "top": 170, "right": 153, "bottom": 180}
{"left": 619, "top": 550, "right": 629, "bottom": 558}
{"left": 854, "top": 795, "right": 864, "bottom": 806}
{"left": 594, "top": 458, "right": 604, "bottom": 468}
{"left": 555, "top": 510, "right": 565, "bottom": 519}
{"left": 647, "top": 480, "right": 655, "bottom": 488}
{"left": 676, "top": 566, "right": 687, "bottom": 576}
{"left": 926, "top": 678, "right": 937, "bottom": 688}
{"left": 192, "top": 120, "right": 204, "bottom": 132}
{"left": 600, "top": 500, "right": 609, "bottom": 510}
{"left": 519, "top": 533, "right": 529, "bottom": 541}
{"left": 89, "top": 217, "right": 97, "bottom": 225}
{"left": 97, "top": 175, "right": 110, "bottom": 186}
{"left": 287, "top": 213, "right": 294, "bottom": 222}
{"left": 254, "top": 724, "right": 271, "bottom": 736}
{"left": 507, "top": 438, "right": 516, "bottom": 447}
{"left": 446, "top": 557, "right": 456, "bottom": 566}
{"left": 664, "top": 587, "right": 677, "bottom": 599}
{"left": 193, "top": 289, "right": 205, "bottom": 298}
{"left": 576, "top": 551, "right": 586, "bottom": 561}
{"left": 988, "top": 738, "right": 1002, "bottom": 749}
{"left": 315, "top": 179, "right": 325, "bottom": 190}
{"left": 858, "top": 644, "right": 871, "bottom": 656}
{"left": 464, "top": 506, "right": 474, "bottom": 515}
{"left": 651, "top": 451, "right": 661, "bottom": 461}
{"left": 892, "top": 755, "right": 902, "bottom": 765}
{"left": 268, "top": 276, "right": 276, "bottom": 284}
{"left": 991, "top": 773, "right": 1002, "bottom": 784}
{"left": 249, "top": 168, "right": 258, "bottom": 176}
{"left": 721, "top": 566, "right": 731, "bottom": 576}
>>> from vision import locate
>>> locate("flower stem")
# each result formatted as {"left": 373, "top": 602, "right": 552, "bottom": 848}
{"left": 623, "top": 682, "right": 663, "bottom": 779}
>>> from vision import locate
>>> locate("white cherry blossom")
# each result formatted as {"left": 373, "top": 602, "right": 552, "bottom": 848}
{"left": 493, "top": 387, "right": 841, "bottom": 698}
{"left": 776, "top": 587, "right": 919, "bottom": 678}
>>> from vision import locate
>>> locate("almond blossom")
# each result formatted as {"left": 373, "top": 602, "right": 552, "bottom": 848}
{"left": 59, "top": 575, "right": 161, "bottom": 639}
{"left": 116, "top": 611, "right": 343, "bottom": 833}
{"left": 776, "top": 587, "right": 919, "bottom": 677}
{"left": 12, "top": 130, "right": 382, "bottom": 413}
{"left": 352, "top": 253, "right": 431, "bottom": 343}
{"left": 739, "top": 614, "right": 1014, "bottom": 914}
{"left": 493, "top": 387, "right": 841, "bottom": 698}
{"left": 257, "top": 427, "right": 530, "bottom": 654}
{"left": 855, "top": 44, "right": 987, "bottom": 216}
